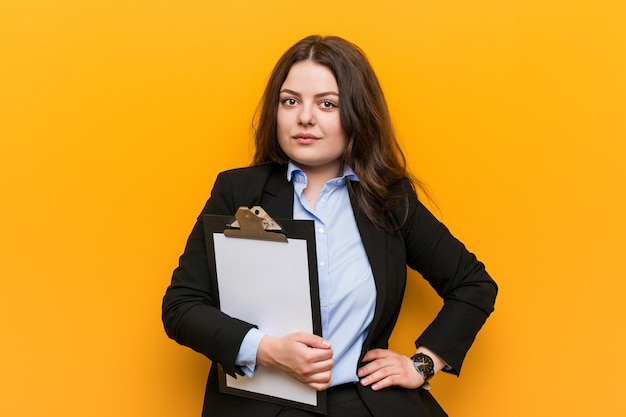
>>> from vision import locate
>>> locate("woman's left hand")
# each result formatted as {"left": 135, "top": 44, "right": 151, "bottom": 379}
{"left": 357, "top": 349, "right": 423, "bottom": 391}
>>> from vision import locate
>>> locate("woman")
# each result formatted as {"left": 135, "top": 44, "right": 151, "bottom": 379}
{"left": 162, "top": 35, "right": 497, "bottom": 417}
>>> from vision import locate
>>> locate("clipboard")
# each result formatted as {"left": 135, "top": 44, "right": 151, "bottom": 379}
{"left": 203, "top": 206, "right": 327, "bottom": 414}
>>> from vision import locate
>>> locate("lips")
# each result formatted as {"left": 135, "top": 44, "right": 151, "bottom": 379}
{"left": 293, "top": 133, "right": 319, "bottom": 144}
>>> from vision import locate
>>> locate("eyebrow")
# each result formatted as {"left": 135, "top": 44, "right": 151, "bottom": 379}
{"left": 279, "top": 88, "right": 339, "bottom": 98}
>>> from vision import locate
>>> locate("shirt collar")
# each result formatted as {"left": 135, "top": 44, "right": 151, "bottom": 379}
{"left": 287, "top": 161, "right": 359, "bottom": 183}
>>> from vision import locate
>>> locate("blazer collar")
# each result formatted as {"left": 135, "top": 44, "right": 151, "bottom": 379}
{"left": 260, "top": 164, "right": 294, "bottom": 220}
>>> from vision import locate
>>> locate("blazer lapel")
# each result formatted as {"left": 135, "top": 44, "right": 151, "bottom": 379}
{"left": 350, "top": 194, "right": 389, "bottom": 353}
{"left": 259, "top": 164, "right": 294, "bottom": 220}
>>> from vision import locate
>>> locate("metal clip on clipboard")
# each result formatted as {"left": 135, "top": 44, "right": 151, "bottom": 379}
{"left": 224, "top": 206, "right": 288, "bottom": 243}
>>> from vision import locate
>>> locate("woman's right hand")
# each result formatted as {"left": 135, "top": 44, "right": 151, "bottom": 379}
{"left": 256, "top": 332, "right": 334, "bottom": 391}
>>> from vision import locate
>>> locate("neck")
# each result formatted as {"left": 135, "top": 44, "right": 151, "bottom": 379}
{"left": 295, "top": 161, "right": 343, "bottom": 185}
{"left": 294, "top": 162, "right": 344, "bottom": 210}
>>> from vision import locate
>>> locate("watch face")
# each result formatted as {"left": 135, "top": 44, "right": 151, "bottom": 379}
{"left": 413, "top": 353, "right": 435, "bottom": 379}
{"left": 420, "top": 358, "right": 434, "bottom": 374}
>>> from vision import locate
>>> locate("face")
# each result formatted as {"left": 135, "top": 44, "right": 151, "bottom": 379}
{"left": 277, "top": 61, "right": 348, "bottom": 178}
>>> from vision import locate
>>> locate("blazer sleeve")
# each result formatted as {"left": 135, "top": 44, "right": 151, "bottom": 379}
{"left": 162, "top": 171, "right": 257, "bottom": 377}
{"left": 398, "top": 181, "right": 498, "bottom": 375}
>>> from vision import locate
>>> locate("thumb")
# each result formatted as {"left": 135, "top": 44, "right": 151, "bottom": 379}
{"left": 294, "top": 332, "right": 332, "bottom": 349}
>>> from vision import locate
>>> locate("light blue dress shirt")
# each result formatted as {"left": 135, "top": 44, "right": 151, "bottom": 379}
{"left": 235, "top": 162, "right": 377, "bottom": 386}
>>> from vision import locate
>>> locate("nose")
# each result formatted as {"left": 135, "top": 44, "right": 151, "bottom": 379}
{"left": 297, "top": 104, "right": 315, "bottom": 126}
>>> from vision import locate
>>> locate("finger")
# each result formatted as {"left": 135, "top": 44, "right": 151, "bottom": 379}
{"left": 359, "top": 360, "right": 390, "bottom": 385}
{"left": 358, "top": 354, "right": 394, "bottom": 377}
{"left": 360, "top": 366, "right": 402, "bottom": 390}
{"left": 357, "top": 361, "right": 379, "bottom": 378}
{"left": 294, "top": 356, "right": 334, "bottom": 380}
{"left": 300, "top": 345, "right": 334, "bottom": 364}
{"left": 309, "top": 379, "right": 332, "bottom": 391}
{"left": 359, "top": 364, "right": 389, "bottom": 385}
{"left": 293, "top": 332, "right": 332, "bottom": 350}
{"left": 299, "top": 367, "right": 332, "bottom": 390}
{"left": 370, "top": 374, "right": 399, "bottom": 391}
{"left": 361, "top": 348, "right": 387, "bottom": 362}
{"left": 305, "top": 369, "right": 332, "bottom": 384}
{"left": 297, "top": 357, "right": 333, "bottom": 376}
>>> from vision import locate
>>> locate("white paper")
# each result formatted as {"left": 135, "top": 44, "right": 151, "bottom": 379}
{"left": 213, "top": 233, "right": 317, "bottom": 406}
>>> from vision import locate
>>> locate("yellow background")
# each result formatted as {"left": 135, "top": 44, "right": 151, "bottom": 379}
{"left": 1, "top": 1, "right": 625, "bottom": 416}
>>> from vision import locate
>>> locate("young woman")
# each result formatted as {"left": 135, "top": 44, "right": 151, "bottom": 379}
{"left": 162, "top": 35, "right": 497, "bottom": 417}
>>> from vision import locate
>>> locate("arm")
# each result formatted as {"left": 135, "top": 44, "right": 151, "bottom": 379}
{"left": 401, "top": 181, "right": 498, "bottom": 375}
{"left": 163, "top": 167, "right": 335, "bottom": 385}
{"left": 162, "top": 172, "right": 256, "bottom": 376}
{"left": 358, "top": 181, "right": 497, "bottom": 389}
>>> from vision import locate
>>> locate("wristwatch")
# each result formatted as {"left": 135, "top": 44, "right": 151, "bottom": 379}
{"left": 411, "top": 352, "right": 435, "bottom": 382}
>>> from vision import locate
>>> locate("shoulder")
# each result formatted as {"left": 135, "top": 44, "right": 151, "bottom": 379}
{"left": 386, "top": 177, "right": 421, "bottom": 222}
{"left": 217, "top": 163, "right": 280, "bottom": 179}
{"left": 214, "top": 163, "right": 286, "bottom": 189}
{"left": 203, "top": 163, "right": 288, "bottom": 215}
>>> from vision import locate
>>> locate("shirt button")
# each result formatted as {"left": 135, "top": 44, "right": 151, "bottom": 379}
{"left": 319, "top": 261, "right": 326, "bottom": 267}
{"left": 318, "top": 227, "right": 325, "bottom": 234}
{"left": 320, "top": 300, "right": 327, "bottom": 307}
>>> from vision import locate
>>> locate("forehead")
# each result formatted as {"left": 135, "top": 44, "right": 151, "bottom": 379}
{"left": 281, "top": 61, "right": 338, "bottom": 92}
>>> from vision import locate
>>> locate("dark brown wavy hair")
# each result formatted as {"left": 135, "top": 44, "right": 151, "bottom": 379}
{"left": 252, "top": 35, "right": 425, "bottom": 230}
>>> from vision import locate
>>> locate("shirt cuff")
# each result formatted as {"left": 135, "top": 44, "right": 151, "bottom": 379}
{"left": 234, "top": 328, "right": 265, "bottom": 377}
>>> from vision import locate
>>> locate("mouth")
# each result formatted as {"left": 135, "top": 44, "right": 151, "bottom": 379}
{"left": 293, "top": 133, "right": 319, "bottom": 144}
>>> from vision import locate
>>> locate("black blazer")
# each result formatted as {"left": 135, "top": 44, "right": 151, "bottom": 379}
{"left": 162, "top": 163, "right": 497, "bottom": 417}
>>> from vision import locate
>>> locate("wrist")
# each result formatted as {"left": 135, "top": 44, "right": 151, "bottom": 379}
{"left": 415, "top": 346, "right": 447, "bottom": 373}
{"left": 411, "top": 352, "right": 435, "bottom": 383}
{"left": 256, "top": 335, "right": 277, "bottom": 368}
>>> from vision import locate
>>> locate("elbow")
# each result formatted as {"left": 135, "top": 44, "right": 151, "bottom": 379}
{"left": 445, "top": 275, "right": 498, "bottom": 317}
{"left": 161, "top": 291, "right": 188, "bottom": 343}
{"left": 483, "top": 279, "right": 498, "bottom": 316}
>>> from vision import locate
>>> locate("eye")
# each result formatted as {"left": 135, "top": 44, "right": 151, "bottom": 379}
{"left": 319, "top": 100, "right": 338, "bottom": 110}
{"left": 280, "top": 97, "right": 298, "bottom": 107}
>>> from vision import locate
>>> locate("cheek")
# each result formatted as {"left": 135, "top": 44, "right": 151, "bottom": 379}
{"left": 276, "top": 113, "right": 288, "bottom": 141}
{"left": 329, "top": 117, "right": 347, "bottom": 143}
{"left": 276, "top": 109, "right": 289, "bottom": 132}
{"left": 276, "top": 111, "right": 289, "bottom": 151}
{"left": 326, "top": 112, "right": 343, "bottom": 134}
